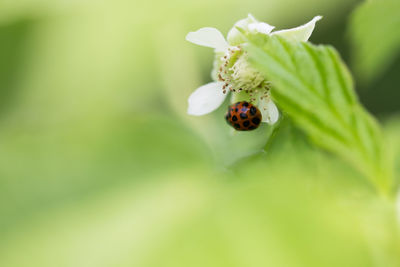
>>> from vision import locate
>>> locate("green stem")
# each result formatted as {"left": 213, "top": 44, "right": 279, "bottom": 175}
{"left": 263, "top": 114, "right": 284, "bottom": 152}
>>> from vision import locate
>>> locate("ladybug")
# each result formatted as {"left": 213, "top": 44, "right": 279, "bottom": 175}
{"left": 225, "top": 101, "right": 262, "bottom": 131}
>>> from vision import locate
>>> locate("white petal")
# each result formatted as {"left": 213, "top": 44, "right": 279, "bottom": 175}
{"left": 185, "top": 27, "right": 228, "bottom": 52}
{"left": 187, "top": 82, "right": 227, "bottom": 116}
{"left": 248, "top": 22, "right": 275, "bottom": 35}
{"left": 272, "top": 15, "right": 322, "bottom": 42}
{"left": 258, "top": 97, "right": 279, "bottom": 124}
{"left": 227, "top": 14, "right": 274, "bottom": 46}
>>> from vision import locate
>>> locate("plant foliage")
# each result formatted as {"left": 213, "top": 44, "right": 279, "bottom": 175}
{"left": 246, "top": 35, "right": 393, "bottom": 195}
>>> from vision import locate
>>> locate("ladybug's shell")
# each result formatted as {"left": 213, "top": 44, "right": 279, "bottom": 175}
{"left": 225, "top": 101, "right": 262, "bottom": 131}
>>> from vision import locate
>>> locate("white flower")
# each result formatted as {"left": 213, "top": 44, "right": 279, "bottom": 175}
{"left": 185, "top": 14, "right": 322, "bottom": 126}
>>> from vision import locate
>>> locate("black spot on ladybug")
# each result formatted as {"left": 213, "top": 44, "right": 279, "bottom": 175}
{"left": 250, "top": 106, "right": 257, "bottom": 115}
{"left": 225, "top": 101, "right": 262, "bottom": 131}
{"left": 252, "top": 117, "right": 260, "bottom": 125}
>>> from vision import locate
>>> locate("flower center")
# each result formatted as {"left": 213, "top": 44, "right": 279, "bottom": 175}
{"left": 216, "top": 46, "right": 270, "bottom": 102}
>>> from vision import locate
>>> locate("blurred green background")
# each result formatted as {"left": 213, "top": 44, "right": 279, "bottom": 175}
{"left": 0, "top": 0, "right": 399, "bottom": 266}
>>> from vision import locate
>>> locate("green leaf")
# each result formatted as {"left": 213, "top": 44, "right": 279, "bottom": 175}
{"left": 383, "top": 116, "right": 400, "bottom": 186}
{"left": 349, "top": 0, "right": 400, "bottom": 83}
{"left": 246, "top": 35, "right": 393, "bottom": 196}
